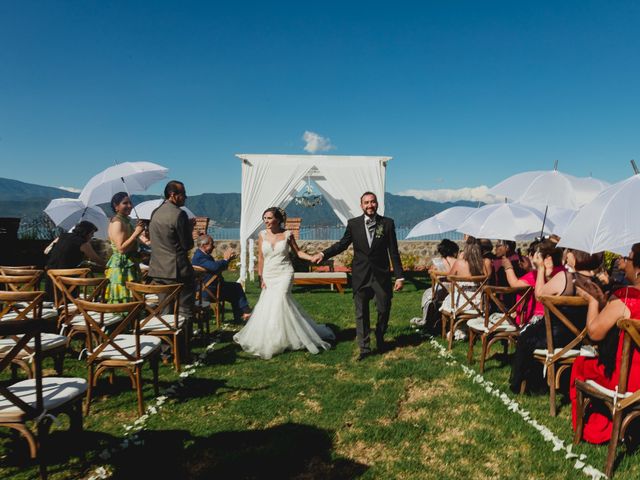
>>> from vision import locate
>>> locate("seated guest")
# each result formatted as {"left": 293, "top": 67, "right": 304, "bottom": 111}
{"left": 492, "top": 239, "right": 526, "bottom": 311}
{"left": 478, "top": 238, "right": 495, "bottom": 280}
{"left": 45, "top": 220, "right": 104, "bottom": 300}
{"left": 440, "top": 237, "right": 490, "bottom": 340}
{"left": 570, "top": 244, "right": 640, "bottom": 444}
{"left": 509, "top": 246, "right": 605, "bottom": 393}
{"left": 192, "top": 235, "right": 251, "bottom": 322}
{"left": 412, "top": 239, "right": 459, "bottom": 328}
{"left": 502, "top": 239, "right": 564, "bottom": 326}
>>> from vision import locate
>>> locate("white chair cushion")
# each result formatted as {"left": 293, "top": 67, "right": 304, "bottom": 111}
{"left": 15, "top": 301, "right": 55, "bottom": 309}
{"left": 467, "top": 317, "right": 517, "bottom": 333}
{"left": 140, "top": 314, "right": 186, "bottom": 332}
{"left": 584, "top": 380, "right": 633, "bottom": 399}
{"left": 197, "top": 300, "right": 211, "bottom": 308}
{"left": 96, "top": 334, "right": 161, "bottom": 360}
{"left": 0, "top": 333, "right": 67, "bottom": 356}
{"left": 533, "top": 348, "right": 580, "bottom": 359}
{"left": 144, "top": 294, "right": 159, "bottom": 304}
{"left": 0, "top": 377, "right": 87, "bottom": 416}
{"left": 68, "top": 312, "right": 122, "bottom": 328}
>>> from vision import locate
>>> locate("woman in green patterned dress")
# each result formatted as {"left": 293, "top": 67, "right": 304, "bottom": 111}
{"left": 105, "top": 192, "right": 149, "bottom": 303}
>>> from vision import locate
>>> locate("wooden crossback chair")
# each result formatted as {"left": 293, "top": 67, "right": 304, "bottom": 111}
{"left": 574, "top": 317, "right": 640, "bottom": 478}
{"left": 127, "top": 282, "right": 187, "bottom": 371}
{"left": 72, "top": 297, "right": 160, "bottom": 416}
{"left": 441, "top": 274, "right": 489, "bottom": 350}
{"left": 535, "top": 295, "right": 590, "bottom": 416}
{"left": 193, "top": 265, "right": 224, "bottom": 331}
{"left": 467, "top": 285, "right": 533, "bottom": 372}
{"left": 46, "top": 268, "right": 92, "bottom": 312}
{"left": 0, "top": 265, "right": 37, "bottom": 272}
{"left": 0, "top": 276, "right": 58, "bottom": 325}
{"left": 0, "top": 270, "right": 43, "bottom": 292}
{"left": 55, "top": 276, "right": 118, "bottom": 344}
{"left": 0, "top": 317, "right": 86, "bottom": 476}
{"left": 0, "top": 291, "right": 66, "bottom": 378}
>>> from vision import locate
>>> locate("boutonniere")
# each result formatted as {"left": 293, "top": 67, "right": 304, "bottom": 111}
{"left": 374, "top": 224, "right": 384, "bottom": 239}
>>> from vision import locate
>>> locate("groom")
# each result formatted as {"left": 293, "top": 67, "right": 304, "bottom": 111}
{"left": 312, "top": 192, "right": 404, "bottom": 360}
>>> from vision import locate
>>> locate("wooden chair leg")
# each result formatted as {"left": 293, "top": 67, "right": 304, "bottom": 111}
{"left": 548, "top": 364, "right": 557, "bottom": 416}
{"left": 480, "top": 335, "right": 489, "bottom": 374}
{"left": 135, "top": 366, "right": 144, "bottom": 417}
{"left": 69, "top": 399, "right": 84, "bottom": 433}
{"left": 12, "top": 423, "right": 38, "bottom": 459}
{"left": 84, "top": 365, "right": 94, "bottom": 416}
{"left": 173, "top": 334, "right": 181, "bottom": 371}
{"left": 573, "top": 389, "right": 585, "bottom": 445}
{"left": 467, "top": 330, "right": 475, "bottom": 364}
{"left": 54, "top": 353, "right": 64, "bottom": 376}
{"left": 605, "top": 410, "right": 624, "bottom": 478}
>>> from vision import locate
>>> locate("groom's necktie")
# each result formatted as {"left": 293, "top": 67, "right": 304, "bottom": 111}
{"left": 365, "top": 217, "right": 376, "bottom": 246}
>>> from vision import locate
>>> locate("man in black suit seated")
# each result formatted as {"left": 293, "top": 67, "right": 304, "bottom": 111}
{"left": 192, "top": 235, "right": 251, "bottom": 322}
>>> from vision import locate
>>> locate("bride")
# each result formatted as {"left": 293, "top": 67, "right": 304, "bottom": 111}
{"left": 233, "top": 207, "right": 335, "bottom": 359}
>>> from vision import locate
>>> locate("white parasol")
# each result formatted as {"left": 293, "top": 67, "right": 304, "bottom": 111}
{"left": 405, "top": 206, "right": 476, "bottom": 239}
{"left": 44, "top": 198, "right": 109, "bottom": 240}
{"left": 129, "top": 199, "right": 195, "bottom": 220}
{"left": 78, "top": 161, "right": 169, "bottom": 206}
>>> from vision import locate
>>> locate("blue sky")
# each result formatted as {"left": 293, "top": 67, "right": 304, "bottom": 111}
{"left": 1, "top": 1, "right": 639, "bottom": 200}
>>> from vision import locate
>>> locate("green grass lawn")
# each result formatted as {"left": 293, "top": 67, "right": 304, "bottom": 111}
{"left": 1, "top": 275, "right": 638, "bottom": 479}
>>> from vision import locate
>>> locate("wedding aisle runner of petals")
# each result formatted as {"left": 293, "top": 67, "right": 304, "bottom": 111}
{"left": 86, "top": 341, "right": 217, "bottom": 480}
{"left": 427, "top": 338, "right": 607, "bottom": 480}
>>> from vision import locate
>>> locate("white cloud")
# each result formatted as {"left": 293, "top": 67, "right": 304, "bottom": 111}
{"left": 57, "top": 185, "right": 81, "bottom": 193}
{"left": 302, "top": 131, "right": 335, "bottom": 153}
{"left": 397, "top": 185, "right": 500, "bottom": 204}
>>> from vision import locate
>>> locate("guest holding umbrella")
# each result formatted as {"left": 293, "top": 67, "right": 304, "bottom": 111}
{"left": 105, "top": 192, "right": 149, "bottom": 303}
{"left": 45, "top": 220, "right": 104, "bottom": 300}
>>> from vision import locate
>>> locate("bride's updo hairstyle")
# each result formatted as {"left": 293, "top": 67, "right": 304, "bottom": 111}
{"left": 263, "top": 207, "right": 287, "bottom": 228}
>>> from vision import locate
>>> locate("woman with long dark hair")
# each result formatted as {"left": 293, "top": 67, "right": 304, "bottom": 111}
{"left": 105, "top": 192, "right": 149, "bottom": 303}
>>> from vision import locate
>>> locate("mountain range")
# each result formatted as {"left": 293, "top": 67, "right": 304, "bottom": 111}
{"left": 0, "top": 177, "right": 478, "bottom": 228}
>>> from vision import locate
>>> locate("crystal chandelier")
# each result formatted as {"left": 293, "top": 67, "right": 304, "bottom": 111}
{"left": 294, "top": 176, "right": 323, "bottom": 208}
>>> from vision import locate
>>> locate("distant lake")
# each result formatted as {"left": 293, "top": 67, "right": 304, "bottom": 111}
{"left": 208, "top": 226, "right": 463, "bottom": 241}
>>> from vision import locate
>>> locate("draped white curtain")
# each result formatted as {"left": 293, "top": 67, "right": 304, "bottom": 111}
{"left": 237, "top": 154, "right": 390, "bottom": 282}
{"left": 313, "top": 156, "right": 387, "bottom": 223}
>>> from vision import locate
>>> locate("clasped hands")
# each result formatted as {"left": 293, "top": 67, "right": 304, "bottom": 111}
{"left": 310, "top": 253, "right": 324, "bottom": 264}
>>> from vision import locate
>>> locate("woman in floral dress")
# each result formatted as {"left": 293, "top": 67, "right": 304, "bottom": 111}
{"left": 105, "top": 192, "right": 149, "bottom": 303}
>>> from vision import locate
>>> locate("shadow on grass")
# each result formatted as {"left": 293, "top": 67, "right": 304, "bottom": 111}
{"left": 174, "top": 377, "right": 268, "bottom": 401}
{"left": 110, "top": 422, "right": 368, "bottom": 479}
{"left": 0, "top": 428, "right": 119, "bottom": 478}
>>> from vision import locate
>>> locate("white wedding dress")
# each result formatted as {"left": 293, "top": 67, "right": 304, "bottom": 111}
{"left": 233, "top": 230, "right": 335, "bottom": 359}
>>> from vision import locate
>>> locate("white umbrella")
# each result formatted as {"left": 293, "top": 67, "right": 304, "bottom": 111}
{"left": 545, "top": 206, "right": 579, "bottom": 237}
{"left": 44, "top": 198, "right": 109, "bottom": 240}
{"left": 558, "top": 173, "right": 640, "bottom": 254}
{"left": 489, "top": 167, "right": 609, "bottom": 210}
{"left": 457, "top": 203, "right": 555, "bottom": 241}
{"left": 79, "top": 161, "right": 169, "bottom": 206}
{"left": 405, "top": 206, "right": 476, "bottom": 238}
{"left": 130, "top": 199, "right": 196, "bottom": 220}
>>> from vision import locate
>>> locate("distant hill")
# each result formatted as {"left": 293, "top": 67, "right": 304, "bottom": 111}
{"left": 0, "top": 177, "right": 479, "bottom": 228}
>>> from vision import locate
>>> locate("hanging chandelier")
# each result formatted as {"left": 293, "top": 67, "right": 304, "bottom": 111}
{"left": 294, "top": 176, "right": 323, "bottom": 208}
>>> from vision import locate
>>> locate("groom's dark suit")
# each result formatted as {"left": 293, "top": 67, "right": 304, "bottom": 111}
{"left": 322, "top": 214, "right": 404, "bottom": 353}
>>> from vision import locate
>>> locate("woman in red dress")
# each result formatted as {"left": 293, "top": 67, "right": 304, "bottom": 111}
{"left": 571, "top": 243, "right": 640, "bottom": 444}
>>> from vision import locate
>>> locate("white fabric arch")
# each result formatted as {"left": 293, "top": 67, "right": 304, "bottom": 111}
{"left": 236, "top": 154, "right": 391, "bottom": 282}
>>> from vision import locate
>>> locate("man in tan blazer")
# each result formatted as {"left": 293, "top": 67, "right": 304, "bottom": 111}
{"left": 149, "top": 180, "right": 195, "bottom": 320}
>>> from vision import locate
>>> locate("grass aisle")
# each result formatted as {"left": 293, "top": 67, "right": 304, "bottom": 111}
{"left": 1, "top": 276, "right": 638, "bottom": 479}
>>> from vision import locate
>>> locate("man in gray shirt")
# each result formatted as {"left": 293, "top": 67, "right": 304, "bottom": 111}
{"left": 148, "top": 180, "right": 195, "bottom": 321}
